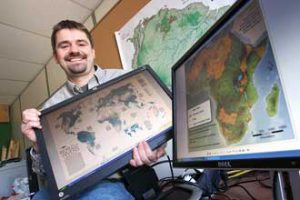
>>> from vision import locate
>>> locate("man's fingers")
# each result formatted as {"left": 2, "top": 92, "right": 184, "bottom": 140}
{"left": 138, "top": 142, "right": 152, "bottom": 165}
{"left": 142, "top": 141, "right": 157, "bottom": 162}
{"left": 129, "top": 159, "right": 137, "bottom": 167}
{"left": 132, "top": 146, "right": 143, "bottom": 166}
{"left": 156, "top": 146, "right": 166, "bottom": 158}
{"left": 25, "top": 121, "right": 42, "bottom": 129}
{"left": 22, "top": 109, "right": 41, "bottom": 123}
{"left": 21, "top": 121, "right": 41, "bottom": 133}
{"left": 21, "top": 124, "right": 37, "bottom": 142}
{"left": 130, "top": 142, "right": 167, "bottom": 167}
{"left": 21, "top": 109, "right": 42, "bottom": 144}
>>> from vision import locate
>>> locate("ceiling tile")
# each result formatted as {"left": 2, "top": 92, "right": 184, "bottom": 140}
{"left": 0, "top": 57, "right": 43, "bottom": 81}
{"left": 0, "top": 0, "right": 93, "bottom": 37}
{"left": 72, "top": 0, "right": 103, "bottom": 10}
{"left": 0, "top": 24, "right": 52, "bottom": 64}
{"left": 84, "top": 16, "right": 95, "bottom": 31}
{"left": 94, "top": 0, "right": 120, "bottom": 22}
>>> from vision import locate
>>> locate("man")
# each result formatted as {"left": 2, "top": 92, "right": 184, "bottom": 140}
{"left": 21, "top": 20, "right": 165, "bottom": 200}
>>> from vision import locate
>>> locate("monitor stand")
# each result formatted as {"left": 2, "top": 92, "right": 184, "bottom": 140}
{"left": 274, "top": 171, "right": 297, "bottom": 200}
{"left": 288, "top": 171, "right": 300, "bottom": 199}
{"left": 274, "top": 170, "right": 300, "bottom": 200}
{"left": 155, "top": 183, "right": 203, "bottom": 200}
{"left": 275, "top": 172, "right": 288, "bottom": 200}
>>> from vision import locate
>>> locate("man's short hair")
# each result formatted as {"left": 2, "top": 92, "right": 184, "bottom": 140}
{"left": 51, "top": 20, "right": 94, "bottom": 53}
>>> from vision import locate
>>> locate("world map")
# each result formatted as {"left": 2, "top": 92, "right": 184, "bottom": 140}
{"left": 116, "top": 0, "right": 237, "bottom": 87}
{"left": 55, "top": 82, "right": 166, "bottom": 156}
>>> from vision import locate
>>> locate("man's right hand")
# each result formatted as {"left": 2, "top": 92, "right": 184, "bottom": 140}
{"left": 21, "top": 108, "right": 42, "bottom": 151}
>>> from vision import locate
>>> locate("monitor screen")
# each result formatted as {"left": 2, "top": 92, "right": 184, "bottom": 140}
{"left": 35, "top": 65, "right": 172, "bottom": 199}
{"left": 172, "top": 0, "right": 300, "bottom": 169}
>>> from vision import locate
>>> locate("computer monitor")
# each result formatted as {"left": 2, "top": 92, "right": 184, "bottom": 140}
{"left": 172, "top": 0, "right": 300, "bottom": 169}
{"left": 35, "top": 65, "right": 173, "bottom": 200}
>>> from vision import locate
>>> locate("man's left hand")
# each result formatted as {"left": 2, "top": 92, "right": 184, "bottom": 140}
{"left": 129, "top": 141, "right": 166, "bottom": 167}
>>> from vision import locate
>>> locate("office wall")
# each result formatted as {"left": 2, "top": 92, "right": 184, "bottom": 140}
{"left": 10, "top": 99, "right": 25, "bottom": 158}
{"left": 0, "top": 104, "right": 9, "bottom": 122}
{"left": 92, "top": 0, "right": 150, "bottom": 68}
{"left": 20, "top": 69, "right": 48, "bottom": 111}
{"left": 46, "top": 58, "right": 66, "bottom": 95}
{"left": 0, "top": 123, "right": 11, "bottom": 159}
{"left": 0, "top": 105, "right": 11, "bottom": 158}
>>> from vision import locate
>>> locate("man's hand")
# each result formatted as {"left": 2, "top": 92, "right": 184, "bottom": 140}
{"left": 21, "top": 108, "right": 42, "bottom": 151}
{"left": 129, "top": 141, "right": 166, "bottom": 167}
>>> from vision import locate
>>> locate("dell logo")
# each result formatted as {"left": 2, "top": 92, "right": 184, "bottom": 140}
{"left": 218, "top": 161, "right": 232, "bottom": 168}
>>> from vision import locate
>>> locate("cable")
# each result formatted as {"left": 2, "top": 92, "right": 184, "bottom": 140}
{"left": 229, "top": 177, "right": 270, "bottom": 186}
{"left": 232, "top": 184, "right": 257, "bottom": 200}
{"left": 151, "top": 160, "right": 270, "bottom": 200}
{"left": 252, "top": 171, "right": 272, "bottom": 189}
{"left": 217, "top": 171, "right": 271, "bottom": 200}
{"left": 227, "top": 170, "right": 243, "bottom": 175}
{"left": 150, "top": 159, "right": 172, "bottom": 168}
{"left": 228, "top": 170, "right": 252, "bottom": 179}
{"left": 258, "top": 177, "right": 272, "bottom": 189}
{"left": 166, "top": 155, "right": 174, "bottom": 183}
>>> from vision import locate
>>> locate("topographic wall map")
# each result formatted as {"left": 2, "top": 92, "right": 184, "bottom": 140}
{"left": 115, "top": 0, "right": 237, "bottom": 87}
{"left": 185, "top": 1, "right": 294, "bottom": 152}
{"left": 43, "top": 71, "right": 172, "bottom": 189}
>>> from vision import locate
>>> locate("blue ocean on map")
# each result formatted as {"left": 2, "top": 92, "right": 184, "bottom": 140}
{"left": 240, "top": 42, "right": 294, "bottom": 145}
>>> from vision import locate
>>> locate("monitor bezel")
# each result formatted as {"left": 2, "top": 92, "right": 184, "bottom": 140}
{"left": 171, "top": 0, "right": 300, "bottom": 170}
{"left": 35, "top": 65, "right": 173, "bottom": 200}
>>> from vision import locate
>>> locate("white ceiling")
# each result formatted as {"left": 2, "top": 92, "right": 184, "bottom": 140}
{"left": 0, "top": 0, "right": 105, "bottom": 105}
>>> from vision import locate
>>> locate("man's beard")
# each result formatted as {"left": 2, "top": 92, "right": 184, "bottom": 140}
{"left": 64, "top": 52, "right": 88, "bottom": 74}
{"left": 68, "top": 64, "right": 87, "bottom": 74}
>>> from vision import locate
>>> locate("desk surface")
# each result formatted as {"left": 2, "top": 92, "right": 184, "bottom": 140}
{"left": 214, "top": 171, "right": 272, "bottom": 200}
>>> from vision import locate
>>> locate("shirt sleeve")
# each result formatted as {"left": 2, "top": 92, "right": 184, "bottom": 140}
{"left": 30, "top": 147, "right": 46, "bottom": 176}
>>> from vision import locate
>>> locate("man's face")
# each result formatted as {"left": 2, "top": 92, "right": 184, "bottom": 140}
{"left": 54, "top": 29, "right": 95, "bottom": 78}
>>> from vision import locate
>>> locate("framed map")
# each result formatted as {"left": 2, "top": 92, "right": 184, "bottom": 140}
{"left": 35, "top": 66, "right": 172, "bottom": 200}
{"left": 115, "top": 0, "right": 238, "bottom": 87}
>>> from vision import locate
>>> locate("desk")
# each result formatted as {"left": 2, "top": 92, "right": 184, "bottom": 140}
{"left": 214, "top": 171, "right": 272, "bottom": 200}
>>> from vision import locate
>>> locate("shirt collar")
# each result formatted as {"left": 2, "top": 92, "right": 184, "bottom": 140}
{"left": 66, "top": 65, "right": 103, "bottom": 95}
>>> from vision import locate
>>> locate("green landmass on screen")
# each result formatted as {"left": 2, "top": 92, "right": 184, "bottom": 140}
{"left": 266, "top": 83, "right": 280, "bottom": 117}
{"left": 129, "top": 3, "right": 231, "bottom": 87}
{"left": 186, "top": 33, "right": 267, "bottom": 145}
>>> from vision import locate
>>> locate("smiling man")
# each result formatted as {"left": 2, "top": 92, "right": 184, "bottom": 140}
{"left": 53, "top": 28, "right": 95, "bottom": 82}
{"left": 21, "top": 20, "right": 165, "bottom": 200}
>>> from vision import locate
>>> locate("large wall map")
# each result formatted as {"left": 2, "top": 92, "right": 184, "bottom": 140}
{"left": 115, "top": 0, "right": 237, "bottom": 87}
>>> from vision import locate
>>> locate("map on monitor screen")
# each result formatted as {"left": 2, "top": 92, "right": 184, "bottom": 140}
{"left": 36, "top": 66, "right": 172, "bottom": 199}
{"left": 174, "top": 0, "right": 300, "bottom": 166}
{"left": 185, "top": 2, "right": 293, "bottom": 150}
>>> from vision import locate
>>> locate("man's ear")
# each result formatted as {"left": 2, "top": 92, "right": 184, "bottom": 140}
{"left": 53, "top": 52, "right": 59, "bottom": 64}
{"left": 92, "top": 48, "right": 96, "bottom": 59}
